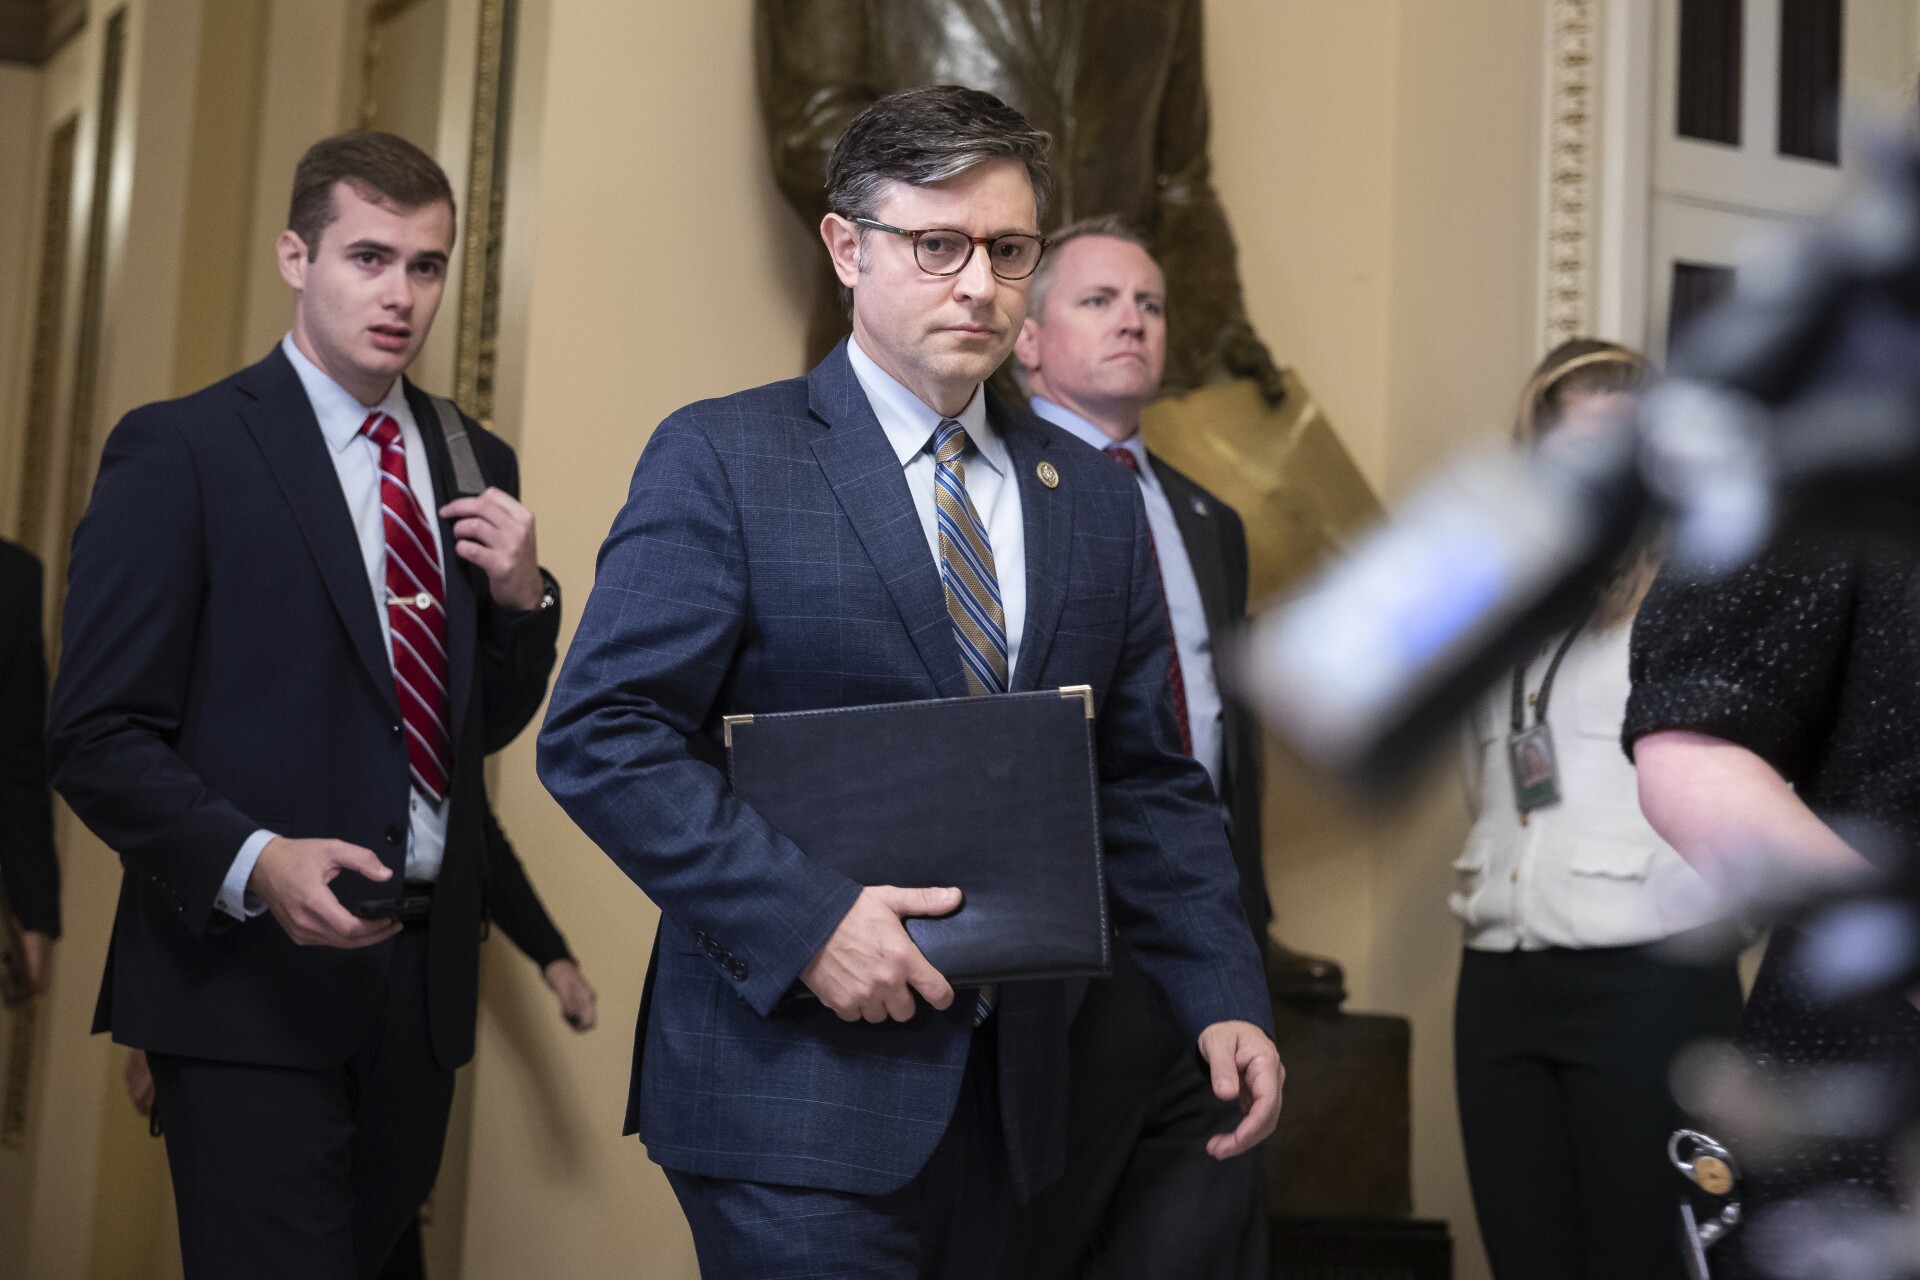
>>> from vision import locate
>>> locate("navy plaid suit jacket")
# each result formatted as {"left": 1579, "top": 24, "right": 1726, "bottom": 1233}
{"left": 537, "top": 342, "right": 1270, "bottom": 1199}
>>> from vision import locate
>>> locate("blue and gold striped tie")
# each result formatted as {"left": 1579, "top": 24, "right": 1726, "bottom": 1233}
{"left": 932, "top": 419, "right": 1009, "bottom": 697}
{"left": 932, "top": 418, "right": 1005, "bottom": 1024}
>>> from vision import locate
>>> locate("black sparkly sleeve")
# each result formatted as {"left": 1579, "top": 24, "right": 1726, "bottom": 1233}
{"left": 1623, "top": 539, "right": 1857, "bottom": 784}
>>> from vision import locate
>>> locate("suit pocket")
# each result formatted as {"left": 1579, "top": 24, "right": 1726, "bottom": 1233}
{"left": 1564, "top": 837, "right": 1665, "bottom": 945}
{"left": 1059, "top": 586, "right": 1127, "bottom": 636}
{"left": 1568, "top": 838, "right": 1655, "bottom": 880}
{"left": 1448, "top": 836, "right": 1492, "bottom": 928}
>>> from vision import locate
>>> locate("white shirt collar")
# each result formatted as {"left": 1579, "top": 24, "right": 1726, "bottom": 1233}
{"left": 1030, "top": 397, "right": 1147, "bottom": 470}
{"left": 846, "top": 336, "right": 1005, "bottom": 476}
{"left": 281, "top": 334, "right": 411, "bottom": 455}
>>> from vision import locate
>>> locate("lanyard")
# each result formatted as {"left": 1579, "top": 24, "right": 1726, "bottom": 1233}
{"left": 1509, "top": 607, "right": 1593, "bottom": 735}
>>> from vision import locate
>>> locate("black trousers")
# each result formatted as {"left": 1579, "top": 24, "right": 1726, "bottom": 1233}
{"left": 667, "top": 1016, "right": 1013, "bottom": 1280}
{"left": 1001, "top": 947, "right": 1266, "bottom": 1280}
{"left": 1454, "top": 944, "right": 1743, "bottom": 1280}
{"left": 148, "top": 924, "right": 456, "bottom": 1280}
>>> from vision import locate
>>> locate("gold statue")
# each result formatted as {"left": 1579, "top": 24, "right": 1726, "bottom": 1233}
{"left": 754, "top": 0, "right": 1285, "bottom": 402}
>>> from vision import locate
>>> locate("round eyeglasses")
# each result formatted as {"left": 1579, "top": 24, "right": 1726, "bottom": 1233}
{"left": 853, "top": 218, "right": 1049, "bottom": 281}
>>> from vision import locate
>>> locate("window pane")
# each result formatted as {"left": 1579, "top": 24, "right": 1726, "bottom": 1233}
{"left": 1669, "top": 261, "right": 1738, "bottom": 353}
{"left": 1678, "top": 0, "right": 1743, "bottom": 146}
{"left": 1779, "top": 0, "right": 1843, "bottom": 164}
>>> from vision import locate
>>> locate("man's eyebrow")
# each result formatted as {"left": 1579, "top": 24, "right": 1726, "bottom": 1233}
{"left": 340, "top": 239, "right": 448, "bottom": 265}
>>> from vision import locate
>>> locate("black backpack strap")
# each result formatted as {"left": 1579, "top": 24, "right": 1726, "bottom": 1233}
{"left": 430, "top": 394, "right": 490, "bottom": 498}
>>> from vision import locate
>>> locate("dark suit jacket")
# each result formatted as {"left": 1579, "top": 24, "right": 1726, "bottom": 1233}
{"left": 0, "top": 539, "right": 57, "bottom": 936}
{"left": 1148, "top": 457, "right": 1271, "bottom": 947}
{"left": 48, "top": 346, "right": 559, "bottom": 1071}
{"left": 537, "top": 342, "right": 1269, "bottom": 1200}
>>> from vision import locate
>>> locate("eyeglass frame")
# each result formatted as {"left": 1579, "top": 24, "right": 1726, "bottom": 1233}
{"left": 851, "top": 217, "right": 1050, "bottom": 281}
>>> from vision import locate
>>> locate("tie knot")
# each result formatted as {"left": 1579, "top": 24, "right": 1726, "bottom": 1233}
{"left": 1104, "top": 444, "right": 1140, "bottom": 474}
{"left": 360, "top": 412, "right": 401, "bottom": 450}
{"left": 932, "top": 419, "right": 968, "bottom": 465}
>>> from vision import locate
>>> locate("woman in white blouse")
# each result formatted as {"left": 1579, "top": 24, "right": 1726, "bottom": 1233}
{"left": 1451, "top": 339, "right": 1742, "bottom": 1280}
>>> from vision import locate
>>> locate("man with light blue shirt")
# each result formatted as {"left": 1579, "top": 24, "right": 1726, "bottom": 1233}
{"left": 1005, "top": 216, "right": 1271, "bottom": 1280}
{"left": 49, "top": 131, "right": 557, "bottom": 1279}
{"left": 539, "top": 87, "right": 1279, "bottom": 1278}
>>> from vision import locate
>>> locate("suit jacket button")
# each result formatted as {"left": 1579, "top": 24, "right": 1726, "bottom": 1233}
{"left": 386, "top": 824, "right": 403, "bottom": 844}
{"left": 731, "top": 962, "right": 748, "bottom": 980}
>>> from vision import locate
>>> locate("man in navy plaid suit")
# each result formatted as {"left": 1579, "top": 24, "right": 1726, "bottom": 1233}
{"left": 538, "top": 85, "right": 1279, "bottom": 1277}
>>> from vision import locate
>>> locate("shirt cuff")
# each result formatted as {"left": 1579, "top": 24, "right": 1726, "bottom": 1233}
{"left": 216, "top": 830, "right": 278, "bottom": 920}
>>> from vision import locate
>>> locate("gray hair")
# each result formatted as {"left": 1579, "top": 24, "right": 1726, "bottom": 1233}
{"left": 826, "top": 85, "right": 1053, "bottom": 227}
{"left": 1025, "top": 214, "right": 1157, "bottom": 319}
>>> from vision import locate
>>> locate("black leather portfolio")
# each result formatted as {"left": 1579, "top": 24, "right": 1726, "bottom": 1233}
{"left": 725, "top": 686, "right": 1110, "bottom": 987}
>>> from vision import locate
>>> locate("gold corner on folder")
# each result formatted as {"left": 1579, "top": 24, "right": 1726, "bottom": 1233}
{"left": 722, "top": 714, "right": 754, "bottom": 747}
{"left": 1059, "top": 685, "right": 1094, "bottom": 718}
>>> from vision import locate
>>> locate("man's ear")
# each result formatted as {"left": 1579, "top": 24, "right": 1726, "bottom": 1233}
{"left": 820, "top": 213, "right": 863, "bottom": 290}
{"left": 275, "top": 229, "right": 310, "bottom": 291}
{"left": 1013, "top": 315, "right": 1042, "bottom": 374}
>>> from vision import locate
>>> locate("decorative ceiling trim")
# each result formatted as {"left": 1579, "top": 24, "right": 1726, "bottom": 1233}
{"left": 1543, "top": 0, "right": 1602, "bottom": 349}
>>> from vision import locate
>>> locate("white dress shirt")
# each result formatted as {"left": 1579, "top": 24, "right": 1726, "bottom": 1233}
{"left": 1031, "top": 398, "right": 1225, "bottom": 792}
{"left": 1453, "top": 622, "right": 1732, "bottom": 950}
{"left": 847, "top": 337, "right": 1027, "bottom": 680}
{"left": 214, "top": 336, "right": 451, "bottom": 919}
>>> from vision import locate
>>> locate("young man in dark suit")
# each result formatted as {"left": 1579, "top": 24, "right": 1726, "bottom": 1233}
{"left": 48, "top": 131, "right": 559, "bottom": 1279}
{"left": 1007, "top": 217, "right": 1270, "bottom": 1279}
{"left": 538, "top": 86, "right": 1280, "bottom": 1277}
{"left": 0, "top": 536, "right": 57, "bottom": 1001}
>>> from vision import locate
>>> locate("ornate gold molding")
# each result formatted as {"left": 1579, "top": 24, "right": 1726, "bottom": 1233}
{"left": 53, "top": 5, "right": 124, "bottom": 635}
{"left": 358, "top": 0, "right": 513, "bottom": 424}
{"left": 453, "top": 0, "right": 513, "bottom": 424}
{"left": 14, "top": 114, "right": 76, "bottom": 554}
{"left": 1544, "top": 0, "right": 1600, "bottom": 348}
{"left": 357, "top": 0, "right": 431, "bottom": 130}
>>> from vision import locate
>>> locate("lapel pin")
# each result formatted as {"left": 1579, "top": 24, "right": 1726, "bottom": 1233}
{"left": 1036, "top": 461, "right": 1060, "bottom": 489}
{"left": 1191, "top": 497, "right": 1209, "bottom": 517}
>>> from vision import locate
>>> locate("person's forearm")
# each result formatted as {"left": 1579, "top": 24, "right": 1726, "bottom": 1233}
{"left": 1635, "top": 729, "right": 1871, "bottom": 902}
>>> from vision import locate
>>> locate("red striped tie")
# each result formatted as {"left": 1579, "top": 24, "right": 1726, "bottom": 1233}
{"left": 362, "top": 413, "right": 452, "bottom": 803}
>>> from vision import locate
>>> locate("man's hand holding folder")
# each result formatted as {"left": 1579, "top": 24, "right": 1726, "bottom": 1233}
{"left": 800, "top": 884, "right": 962, "bottom": 1022}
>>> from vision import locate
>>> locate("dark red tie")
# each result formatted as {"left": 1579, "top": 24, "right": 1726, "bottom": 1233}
{"left": 362, "top": 413, "right": 452, "bottom": 803}
{"left": 1104, "top": 446, "right": 1192, "bottom": 756}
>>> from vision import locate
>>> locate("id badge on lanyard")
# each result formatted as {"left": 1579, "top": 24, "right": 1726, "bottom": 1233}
{"left": 1508, "top": 610, "right": 1590, "bottom": 817}
{"left": 1508, "top": 723, "right": 1562, "bottom": 813}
